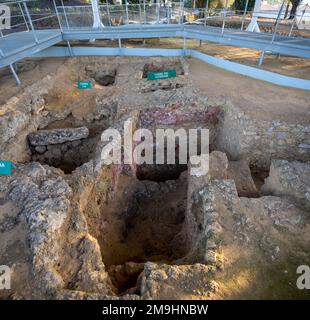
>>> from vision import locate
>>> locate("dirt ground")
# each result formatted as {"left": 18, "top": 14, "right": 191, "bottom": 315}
{"left": 0, "top": 58, "right": 67, "bottom": 106}
{"left": 66, "top": 38, "right": 310, "bottom": 80}
{"left": 188, "top": 58, "right": 310, "bottom": 125}
{"left": 0, "top": 56, "right": 309, "bottom": 126}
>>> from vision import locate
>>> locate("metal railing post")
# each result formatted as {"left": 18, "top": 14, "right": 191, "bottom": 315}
{"left": 258, "top": 50, "right": 265, "bottom": 66}
{"left": 271, "top": 0, "right": 286, "bottom": 43}
{"left": 118, "top": 38, "right": 122, "bottom": 55}
{"left": 67, "top": 40, "right": 73, "bottom": 56}
{"left": 204, "top": 0, "right": 209, "bottom": 27}
{"left": 18, "top": 2, "right": 29, "bottom": 32}
{"left": 23, "top": 1, "right": 39, "bottom": 43}
{"left": 167, "top": 4, "right": 170, "bottom": 25}
{"left": 156, "top": 0, "right": 160, "bottom": 24}
{"left": 53, "top": 0, "right": 63, "bottom": 31}
{"left": 181, "top": 0, "right": 184, "bottom": 24}
{"left": 10, "top": 64, "right": 21, "bottom": 86}
{"left": 125, "top": 1, "right": 129, "bottom": 24}
{"left": 289, "top": 4, "right": 308, "bottom": 37}
{"left": 139, "top": 0, "right": 142, "bottom": 24}
{"left": 179, "top": 0, "right": 183, "bottom": 24}
{"left": 61, "top": 0, "right": 70, "bottom": 30}
{"left": 106, "top": 0, "right": 112, "bottom": 26}
{"left": 241, "top": 0, "right": 249, "bottom": 31}
{"left": 143, "top": 0, "right": 146, "bottom": 24}
{"left": 221, "top": 0, "right": 228, "bottom": 36}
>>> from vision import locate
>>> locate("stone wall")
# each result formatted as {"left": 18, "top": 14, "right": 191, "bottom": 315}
{"left": 216, "top": 101, "right": 310, "bottom": 170}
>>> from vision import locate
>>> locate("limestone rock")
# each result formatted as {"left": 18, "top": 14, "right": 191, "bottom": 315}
{"left": 209, "top": 151, "right": 229, "bottom": 180}
{"left": 28, "top": 127, "right": 89, "bottom": 146}
{"left": 140, "top": 262, "right": 216, "bottom": 299}
{"left": 262, "top": 159, "right": 310, "bottom": 210}
{"left": 228, "top": 158, "right": 258, "bottom": 197}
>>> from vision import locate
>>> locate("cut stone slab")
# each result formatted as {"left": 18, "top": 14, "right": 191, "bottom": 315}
{"left": 209, "top": 151, "right": 229, "bottom": 180}
{"left": 28, "top": 127, "right": 89, "bottom": 146}
{"left": 228, "top": 159, "right": 258, "bottom": 197}
{"left": 261, "top": 159, "right": 310, "bottom": 210}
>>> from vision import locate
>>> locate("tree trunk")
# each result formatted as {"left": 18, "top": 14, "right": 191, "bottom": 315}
{"left": 289, "top": 0, "right": 300, "bottom": 19}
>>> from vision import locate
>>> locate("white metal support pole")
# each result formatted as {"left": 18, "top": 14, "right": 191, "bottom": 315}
{"left": 288, "top": 15, "right": 297, "bottom": 37}
{"left": 181, "top": 0, "right": 184, "bottom": 24}
{"left": 67, "top": 40, "right": 73, "bottom": 56}
{"left": 167, "top": 3, "right": 170, "bottom": 25}
{"left": 143, "top": 0, "right": 146, "bottom": 24}
{"left": 106, "top": 0, "right": 112, "bottom": 26}
{"left": 258, "top": 50, "right": 265, "bottom": 66}
{"left": 19, "top": 2, "right": 29, "bottom": 31}
{"left": 23, "top": 1, "right": 39, "bottom": 43}
{"left": 61, "top": 0, "right": 70, "bottom": 30}
{"left": 289, "top": 4, "right": 307, "bottom": 37}
{"left": 53, "top": 0, "right": 63, "bottom": 32}
{"left": 246, "top": 0, "right": 261, "bottom": 32}
{"left": 258, "top": 0, "right": 285, "bottom": 67}
{"left": 204, "top": 0, "right": 209, "bottom": 27}
{"left": 139, "top": 0, "right": 142, "bottom": 24}
{"left": 271, "top": 0, "right": 286, "bottom": 44}
{"left": 183, "top": 33, "right": 186, "bottom": 56}
{"left": 91, "top": 0, "right": 105, "bottom": 29}
{"left": 118, "top": 38, "right": 122, "bottom": 55}
{"left": 221, "top": 0, "right": 228, "bottom": 36}
{"left": 10, "top": 64, "right": 21, "bottom": 86}
{"left": 156, "top": 0, "right": 160, "bottom": 24}
{"left": 241, "top": 0, "right": 249, "bottom": 31}
{"left": 125, "top": 1, "right": 129, "bottom": 25}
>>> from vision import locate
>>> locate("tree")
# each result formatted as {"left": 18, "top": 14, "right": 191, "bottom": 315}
{"left": 233, "top": 0, "right": 255, "bottom": 13}
{"left": 289, "top": 0, "right": 301, "bottom": 19}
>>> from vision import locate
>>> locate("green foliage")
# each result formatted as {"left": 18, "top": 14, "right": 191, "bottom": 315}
{"left": 233, "top": 0, "right": 255, "bottom": 12}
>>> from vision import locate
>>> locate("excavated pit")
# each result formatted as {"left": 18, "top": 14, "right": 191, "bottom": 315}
{"left": 83, "top": 166, "right": 188, "bottom": 294}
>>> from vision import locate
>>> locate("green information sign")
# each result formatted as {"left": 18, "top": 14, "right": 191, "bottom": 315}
{"left": 147, "top": 70, "right": 177, "bottom": 81}
{"left": 77, "top": 81, "right": 93, "bottom": 89}
{"left": 0, "top": 160, "right": 12, "bottom": 175}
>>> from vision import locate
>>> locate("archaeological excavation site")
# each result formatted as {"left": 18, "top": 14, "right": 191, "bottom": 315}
{"left": 0, "top": 55, "right": 309, "bottom": 300}
{"left": 0, "top": 0, "right": 310, "bottom": 304}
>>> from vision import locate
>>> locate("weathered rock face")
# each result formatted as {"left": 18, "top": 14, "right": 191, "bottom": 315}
{"left": 0, "top": 163, "right": 72, "bottom": 295}
{"left": 28, "top": 127, "right": 89, "bottom": 146}
{"left": 140, "top": 262, "right": 217, "bottom": 300}
{"left": 0, "top": 76, "right": 52, "bottom": 162}
{"left": 183, "top": 159, "right": 237, "bottom": 265}
{"left": 262, "top": 159, "right": 310, "bottom": 210}
{"left": 216, "top": 101, "right": 310, "bottom": 169}
{"left": 228, "top": 159, "right": 258, "bottom": 197}
{"left": 209, "top": 151, "right": 229, "bottom": 180}
{"left": 31, "top": 137, "right": 99, "bottom": 174}
{"left": 0, "top": 160, "right": 117, "bottom": 298}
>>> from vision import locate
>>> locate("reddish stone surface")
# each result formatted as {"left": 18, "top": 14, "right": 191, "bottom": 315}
{"left": 139, "top": 104, "right": 220, "bottom": 128}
